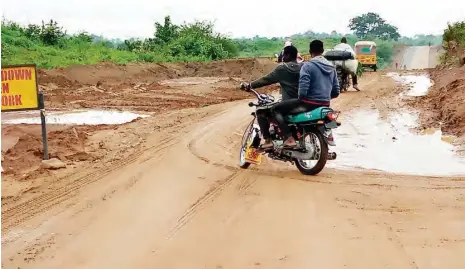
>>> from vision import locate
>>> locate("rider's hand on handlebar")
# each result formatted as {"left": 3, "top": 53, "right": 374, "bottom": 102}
{"left": 240, "top": 82, "right": 251, "bottom": 92}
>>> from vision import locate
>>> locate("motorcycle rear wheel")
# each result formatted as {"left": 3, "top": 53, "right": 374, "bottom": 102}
{"left": 294, "top": 129, "right": 328, "bottom": 175}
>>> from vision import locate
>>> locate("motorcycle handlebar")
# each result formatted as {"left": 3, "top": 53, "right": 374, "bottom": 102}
{"left": 239, "top": 83, "right": 275, "bottom": 105}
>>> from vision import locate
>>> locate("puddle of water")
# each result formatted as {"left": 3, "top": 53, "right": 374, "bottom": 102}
{"left": 387, "top": 72, "right": 432, "bottom": 96}
{"left": 328, "top": 109, "right": 465, "bottom": 176}
{"left": 2, "top": 110, "right": 150, "bottom": 125}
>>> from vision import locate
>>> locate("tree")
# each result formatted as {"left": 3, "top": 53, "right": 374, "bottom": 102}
{"left": 348, "top": 12, "right": 400, "bottom": 41}
{"left": 154, "top": 16, "right": 179, "bottom": 45}
{"left": 40, "top": 19, "right": 66, "bottom": 45}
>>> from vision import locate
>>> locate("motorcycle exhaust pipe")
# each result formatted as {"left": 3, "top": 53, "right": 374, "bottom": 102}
{"left": 328, "top": 152, "right": 337, "bottom": 160}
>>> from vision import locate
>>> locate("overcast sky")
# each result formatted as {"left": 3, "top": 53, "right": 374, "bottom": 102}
{"left": 2, "top": 0, "right": 465, "bottom": 39}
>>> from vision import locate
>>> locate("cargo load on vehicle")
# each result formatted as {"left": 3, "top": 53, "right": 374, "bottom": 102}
{"left": 323, "top": 49, "right": 358, "bottom": 75}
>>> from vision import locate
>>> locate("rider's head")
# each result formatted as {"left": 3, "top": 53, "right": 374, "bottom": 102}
{"left": 282, "top": 45, "right": 298, "bottom": 62}
{"left": 309, "top": 40, "right": 324, "bottom": 57}
{"left": 341, "top": 37, "right": 347, "bottom": 44}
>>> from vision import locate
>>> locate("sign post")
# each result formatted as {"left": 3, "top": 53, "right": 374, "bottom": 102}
{"left": 1, "top": 64, "right": 49, "bottom": 160}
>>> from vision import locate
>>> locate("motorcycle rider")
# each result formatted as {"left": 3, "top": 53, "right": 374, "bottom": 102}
{"left": 334, "top": 37, "right": 360, "bottom": 91}
{"left": 278, "top": 40, "right": 303, "bottom": 63}
{"left": 242, "top": 45, "right": 302, "bottom": 149}
{"left": 273, "top": 39, "right": 340, "bottom": 148}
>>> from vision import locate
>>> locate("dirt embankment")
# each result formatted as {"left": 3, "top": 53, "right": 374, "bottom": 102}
{"left": 409, "top": 66, "right": 465, "bottom": 136}
{"left": 38, "top": 58, "right": 277, "bottom": 112}
{"left": 1, "top": 59, "right": 278, "bottom": 194}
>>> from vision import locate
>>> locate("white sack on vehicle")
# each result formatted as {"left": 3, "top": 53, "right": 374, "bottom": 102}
{"left": 323, "top": 49, "right": 358, "bottom": 75}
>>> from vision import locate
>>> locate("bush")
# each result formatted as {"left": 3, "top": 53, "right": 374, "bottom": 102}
{"left": 443, "top": 21, "right": 465, "bottom": 47}
{"left": 441, "top": 21, "right": 465, "bottom": 65}
{"left": 1, "top": 16, "right": 239, "bottom": 68}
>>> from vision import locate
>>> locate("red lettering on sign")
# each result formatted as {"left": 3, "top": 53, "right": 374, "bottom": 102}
{"left": 1, "top": 94, "right": 23, "bottom": 106}
{"left": 8, "top": 95, "right": 15, "bottom": 106}
{"left": 14, "top": 69, "right": 25, "bottom": 80}
{"left": 24, "top": 69, "right": 32, "bottom": 80}
{"left": 15, "top": 95, "right": 22, "bottom": 105}
{"left": 1, "top": 82, "right": 9, "bottom": 93}
{"left": 7, "top": 70, "right": 14, "bottom": 81}
{"left": 1, "top": 69, "right": 32, "bottom": 81}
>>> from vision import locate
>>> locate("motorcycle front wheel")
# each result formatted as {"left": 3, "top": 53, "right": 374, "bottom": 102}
{"left": 239, "top": 120, "right": 259, "bottom": 169}
{"left": 295, "top": 129, "right": 329, "bottom": 175}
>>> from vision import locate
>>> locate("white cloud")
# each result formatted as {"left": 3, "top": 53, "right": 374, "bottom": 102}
{"left": 2, "top": 0, "right": 465, "bottom": 39}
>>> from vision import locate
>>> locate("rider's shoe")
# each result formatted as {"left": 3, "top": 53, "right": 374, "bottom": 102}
{"left": 283, "top": 137, "right": 297, "bottom": 148}
{"left": 353, "top": 84, "right": 361, "bottom": 91}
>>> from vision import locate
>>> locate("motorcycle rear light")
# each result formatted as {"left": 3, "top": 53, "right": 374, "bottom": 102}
{"left": 327, "top": 112, "right": 336, "bottom": 121}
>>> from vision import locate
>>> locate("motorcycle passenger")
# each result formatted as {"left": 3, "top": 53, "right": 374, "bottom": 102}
{"left": 273, "top": 40, "right": 340, "bottom": 148}
{"left": 244, "top": 45, "right": 302, "bottom": 149}
{"left": 334, "top": 37, "right": 360, "bottom": 91}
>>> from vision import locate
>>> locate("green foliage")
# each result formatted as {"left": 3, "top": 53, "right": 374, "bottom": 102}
{"left": 349, "top": 12, "right": 400, "bottom": 41}
{"left": 154, "top": 16, "right": 179, "bottom": 45}
{"left": 441, "top": 21, "right": 465, "bottom": 64}
{"left": 117, "top": 16, "right": 239, "bottom": 60}
{"left": 1, "top": 16, "right": 238, "bottom": 68}
{"left": 443, "top": 21, "right": 465, "bottom": 46}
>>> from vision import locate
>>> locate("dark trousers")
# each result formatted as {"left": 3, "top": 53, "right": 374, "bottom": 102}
{"left": 256, "top": 109, "right": 272, "bottom": 139}
{"left": 352, "top": 74, "right": 358, "bottom": 85}
{"left": 272, "top": 99, "right": 326, "bottom": 138}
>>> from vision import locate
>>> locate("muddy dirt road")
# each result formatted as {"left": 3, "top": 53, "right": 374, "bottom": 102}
{"left": 400, "top": 46, "right": 442, "bottom": 69}
{"left": 2, "top": 64, "right": 465, "bottom": 268}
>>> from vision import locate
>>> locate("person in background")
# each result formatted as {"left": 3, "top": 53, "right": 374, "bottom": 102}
{"left": 278, "top": 40, "right": 303, "bottom": 63}
{"left": 272, "top": 40, "right": 340, "bottom": 148}
{"left": 334, "top": 37, "right": 360, "bottom": 91}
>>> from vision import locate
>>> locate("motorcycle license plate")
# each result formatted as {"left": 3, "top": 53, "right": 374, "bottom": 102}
{"left": 325, "top": 120, "right": 339, "bottom": 129}
{"left": 245, "top": 147, "right": 262, "bottom": 164}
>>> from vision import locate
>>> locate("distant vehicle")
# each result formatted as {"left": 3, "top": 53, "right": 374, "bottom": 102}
{"left": 355, "top": 41, "right": 377, "bottom": 71}
{"left": 323, "top": 50, "right": 356, "bottom": 93}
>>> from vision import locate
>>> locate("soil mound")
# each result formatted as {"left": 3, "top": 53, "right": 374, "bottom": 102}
{"left": 411, "top": 66, "right": 465, "bottom": 136}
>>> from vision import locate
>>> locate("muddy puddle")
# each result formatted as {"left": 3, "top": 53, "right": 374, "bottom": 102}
{"left": 1, "top": 110, "right": 150, "bottom": 125}
{"left": 386, "top": 72, "right": 432, "bottom": 96}
{"left": 328, "top": 109, "right": 465, "bottom": 176}
{"left": 328, "top": 73, "right": 465, "bottom": 176}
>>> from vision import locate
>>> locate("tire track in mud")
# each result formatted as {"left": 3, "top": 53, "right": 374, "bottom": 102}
{"left": 165, "top": 172, "right": 241, "bottom": 240}
{"left": 1, "top": 137, "right": 176, "bottom": 234}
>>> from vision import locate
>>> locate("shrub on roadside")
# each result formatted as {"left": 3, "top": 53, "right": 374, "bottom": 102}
{"left": 1, "top": 16, "right": 239, "bottom": 68}
{"left": 441, "top": 21, "right": 465, "bottom": 65}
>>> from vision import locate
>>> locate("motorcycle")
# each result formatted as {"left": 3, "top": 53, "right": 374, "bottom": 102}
{"left": 336, "top": 67, "right": 351, "bottom": 92}
{"left": 323, "top": 50, "right": 356, "bottom": 93}
{"left": 238, "top": 84, "right": 341, "bottom": 175}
